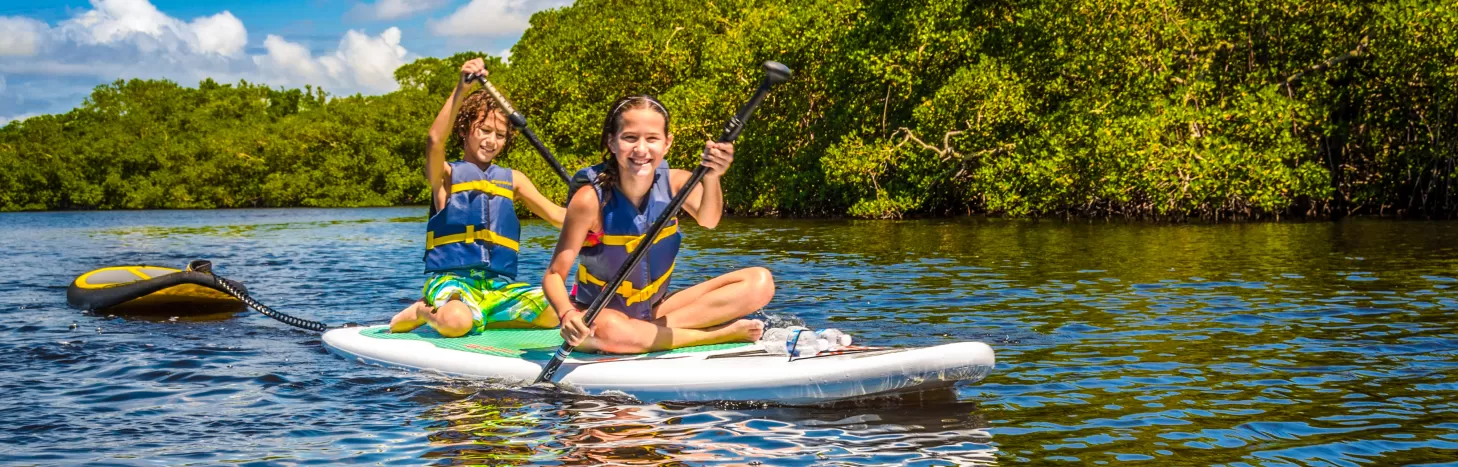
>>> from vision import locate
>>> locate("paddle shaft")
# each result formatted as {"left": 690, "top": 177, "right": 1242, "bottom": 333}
{"left": 475, "top": 76, "right": 571, "bottom": 184}
{"left": 535, "top": 72, "right": 786, "bottom": 384}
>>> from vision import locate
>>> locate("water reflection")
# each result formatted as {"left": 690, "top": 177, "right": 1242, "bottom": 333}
{"left": 412, "top": 387, "right": 998, "bottom": 465}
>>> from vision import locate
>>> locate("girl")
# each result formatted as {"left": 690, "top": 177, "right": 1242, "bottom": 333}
{"left": 543, "top": 95, "right": 774, "bottom": 354}
{"left": 390, "top": 58, "right": 565, "bottom": 337}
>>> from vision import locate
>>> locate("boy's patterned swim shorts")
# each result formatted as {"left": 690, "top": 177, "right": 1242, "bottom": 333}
{"left": 422, "top": 270, "right": 549, "bottom": 334}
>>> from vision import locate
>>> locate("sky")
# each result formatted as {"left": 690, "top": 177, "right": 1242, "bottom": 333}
{"left": 0, "top": 0, "right": 574, "bottom": 124}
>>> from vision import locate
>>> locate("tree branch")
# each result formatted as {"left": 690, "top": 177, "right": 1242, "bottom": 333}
{"left": 1283, "top": 35, "right": 1369, "bottom": 87}
{"left": 891, "top": 127, "right": 1015, "bottom": 161}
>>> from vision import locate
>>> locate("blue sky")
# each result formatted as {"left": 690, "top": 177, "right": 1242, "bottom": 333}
{"left": 0, "top": 0, "right": 571, "bottom": 123}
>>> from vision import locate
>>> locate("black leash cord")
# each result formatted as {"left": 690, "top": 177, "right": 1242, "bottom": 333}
{"left": 209, "top": 273, "right": 329, "bottom": 332}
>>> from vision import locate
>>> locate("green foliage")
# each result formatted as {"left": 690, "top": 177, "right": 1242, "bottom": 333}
{"left": 498, "top": 0, "right": 1452, "bottom": 218}
{"left": 2, "top": 0, "right": 1455, "bottom": 219}
{"left": 0, "top": 76, "right": 437, "bottom": 210}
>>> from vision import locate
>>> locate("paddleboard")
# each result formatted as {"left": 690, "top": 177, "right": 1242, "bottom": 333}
{"left": 67, "top": 263, "right": 246, "bottom": 314}
{"left": 322, "top": 325, "right": 995, "bottom": 405}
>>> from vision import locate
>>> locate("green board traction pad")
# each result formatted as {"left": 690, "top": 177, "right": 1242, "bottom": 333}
{"left": 360, "top": 326, "right": 752, "bottom": 361}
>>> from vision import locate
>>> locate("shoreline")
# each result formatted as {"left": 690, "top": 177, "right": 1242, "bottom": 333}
{"left": 3, "top": 205, "right": 1455, "bottom": 224}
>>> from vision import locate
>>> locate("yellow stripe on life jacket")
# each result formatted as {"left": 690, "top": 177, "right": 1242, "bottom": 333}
{"left": 591, "top": 222, "right": 679, "bottom": 253}
{"left": 450, "top": 180, "right": 515, "bottom": 200}
{"left": 577, "top": 261, "right": 676, "bottom": 306}
{"left": 426, "top": 224, "right": 521, "bottom": 252}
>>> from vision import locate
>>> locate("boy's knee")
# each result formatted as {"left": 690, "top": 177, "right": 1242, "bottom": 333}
{"left": 431, "top": 301, "right": 476, "bottom": 337}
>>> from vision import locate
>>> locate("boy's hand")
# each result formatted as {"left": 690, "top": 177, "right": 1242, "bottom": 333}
{"left": 702, "top": 141, "right": 734, "bottom": 178}
{"left": 459, "top": 58, "right": 487, "bottom": 86}
{"left": 560, "top": 309, "right": 592, "bottom": 346}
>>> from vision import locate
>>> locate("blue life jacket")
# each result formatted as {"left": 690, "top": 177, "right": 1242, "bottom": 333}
{"left": 569, "top": 162, "right": 682, "bottom": 321}
{"left": 423, "top": 161, "right": 520, "bottom": 278}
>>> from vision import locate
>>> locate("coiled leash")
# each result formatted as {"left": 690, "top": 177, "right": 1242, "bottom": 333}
{"left": 190, "top": 260, "right": 330, "bottom": 332}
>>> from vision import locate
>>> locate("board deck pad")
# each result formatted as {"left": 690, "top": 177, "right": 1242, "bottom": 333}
{"left": 360, "top": 326, "right": 753, "bottom": 360}
{"left": 327, "top": 325, "right": 996, "bottom": 404}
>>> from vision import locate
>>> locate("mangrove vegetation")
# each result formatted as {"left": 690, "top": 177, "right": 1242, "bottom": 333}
{"left": 1, "top": 0, "right": 1454, "bottom": 219}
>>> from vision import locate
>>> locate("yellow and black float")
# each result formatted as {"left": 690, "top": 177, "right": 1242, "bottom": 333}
{"left": 67, "top": 260, "right": 247, "bottom": 315}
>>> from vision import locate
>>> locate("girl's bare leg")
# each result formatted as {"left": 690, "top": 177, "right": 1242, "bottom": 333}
{"left": 577, "top": 307, "right": 765, "bottom": 354}
{"left": 651, "top": 267, "right": 775, "bottom": 329}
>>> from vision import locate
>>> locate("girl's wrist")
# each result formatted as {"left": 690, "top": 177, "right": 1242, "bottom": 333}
{"left": 557, "top": 306, "right": 580, "bottom": 320}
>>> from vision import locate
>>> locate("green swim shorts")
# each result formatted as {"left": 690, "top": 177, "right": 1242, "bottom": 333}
{"left": 422, "top": 270, "right": 550, "bottom": 334}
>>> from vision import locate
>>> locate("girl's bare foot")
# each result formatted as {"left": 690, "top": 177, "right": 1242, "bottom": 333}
{"left": 727, "top": 319, "right": 766, "bottom": 342}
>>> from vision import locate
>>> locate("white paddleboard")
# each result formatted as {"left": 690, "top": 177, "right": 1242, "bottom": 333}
{"left": 322, "top": 325, "right": 995, "bottom": 405}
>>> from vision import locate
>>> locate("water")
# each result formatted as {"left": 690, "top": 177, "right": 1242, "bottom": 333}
{"left": 3, "top": 208, "right": 1457, "bottom": 465}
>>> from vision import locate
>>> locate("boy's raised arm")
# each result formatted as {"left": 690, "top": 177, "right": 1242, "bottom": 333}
{"left": 425, "top": 59, "right": 488, "bottom": 212}
{"left": 512, "top": 170, "right": 566, "bottom": 228}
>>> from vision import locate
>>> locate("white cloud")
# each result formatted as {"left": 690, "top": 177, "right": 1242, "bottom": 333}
{"left": 0, "top": 0, "right": 415, "bottom": 97}
{"left": 351, "top": 0, "right": 450, "bottom": 20}
{"left": 256, "top": 35, "right": 325, "bottom": 85}
{"left": 254, "top": 27, "right": 407, "bottom": 93}
{"left": 1, "top": 112, "right": 40, "bottom": 125}
{"left": 190, "top": 12, "right": 248, "bottom": 57}
{"left": 0, "top": 16, "right": 48, "bottom": 57}
{"left": 59, "top": 0, "right": 175, "bottom": 45}
{"left": 332, "top": 27, "right": 408, "bottom": 91}
{"left": 430, "top": 0, "right": 571, "bottom": 37}
{"left": 54, "top": 0, "right": 247, "bottom": 57}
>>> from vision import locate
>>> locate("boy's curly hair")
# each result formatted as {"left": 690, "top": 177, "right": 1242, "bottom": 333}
{"left": 452, "top": 90, "right": 515, "bottom": 154}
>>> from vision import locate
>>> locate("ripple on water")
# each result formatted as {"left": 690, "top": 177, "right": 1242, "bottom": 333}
{"left": 5, "top": 210, "right": 1458, "bottom": 463}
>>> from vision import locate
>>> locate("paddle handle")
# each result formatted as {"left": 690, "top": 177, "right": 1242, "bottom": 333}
{"left": 476, "top": 76, "right": 571, "bottom": 184}
{"left": 535, "top": 62, "right": 792, "bottom": 384}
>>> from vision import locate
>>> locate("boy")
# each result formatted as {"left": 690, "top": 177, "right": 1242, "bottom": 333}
{"left": 390, "top": 58, "right": 564, "bottom": 337}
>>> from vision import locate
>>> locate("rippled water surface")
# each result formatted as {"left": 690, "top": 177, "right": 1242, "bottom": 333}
{"left": 3, "top": 208, "right": 1458, "bottom": 465}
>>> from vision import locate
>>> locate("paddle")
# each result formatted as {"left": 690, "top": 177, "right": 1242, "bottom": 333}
{"left": 474, "top": 75, "right": 571, "bottom": 184}
{"left": 534, "top": 61, "right": 793, "bottom": 385}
